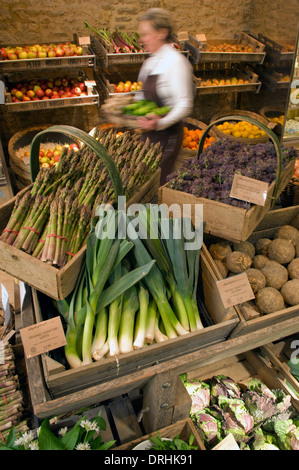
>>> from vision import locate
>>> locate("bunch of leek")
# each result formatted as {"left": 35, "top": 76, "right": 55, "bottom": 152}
{"left": 56, "top": 209, "right": 155, "bottom": 367}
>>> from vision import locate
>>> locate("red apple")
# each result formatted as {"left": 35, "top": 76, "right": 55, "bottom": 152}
{"left": 46, "top": 150, "right": 54, "bottom": 158}
{"left": 45, "top": 89, "right": 53, "bottom": 97}
{"left": 35, "top": 88, "right": 45, "bottom": 99}
{"left": 40, "top": 83, "right": 48, "bottom": 91}
{"left": 51, "top": 93, "right": 60, "bottom": 99}
{"left": 73, "top": 87, "right": 81, "bottom": 96}
{"left": 79, "top": 82, "right": 86, "bottom": 92}
{"left": 22, "top": 95, "right": 31, "bottom": 102}
{"left": 64, "top": 48, "right": 74, "bottom": 57}
{"left": 46, "top": 80, "right": 54, "bottom": 89}
{"left": 37, "top": 50, "right": 47, "bottom": 59}
{"left": 33, "top": 85, "right": 41, "bottom": 93}
{"left": 59, "top": 89, "right": 66, "bottom": 97}
{"left": 55, "top": 48, "right": 65, "bottom": 57}
{"left": 8, "top": 52, "right": 18, "bottom": 60}
{"left": 61, "top": 77, "right": 69, "bottom": 87}
{"left": 10, "top": 88, "right": 18, "bottom": 96}
{"left": 69, "top": 143, "right": 79, "bottom": 150}
{"left": 1, "top": 48, "right": 8, "bottom": 60}
{"left": 66, "top": 91, "right": 74, "bottom": 97}
{"left": 32, "top": 97, "right": 40, "bottom": 101}
{"left": 54, "top": 78, "right": 62, "bottom": 87}
{"left": 41, "top": 96, "right": 50, "bottom": 100}
{"left": 52, "top": 86, "right": 59, "bottom": 92}
{"left": 27, "top": 90, "right": 35, "bottom": 99}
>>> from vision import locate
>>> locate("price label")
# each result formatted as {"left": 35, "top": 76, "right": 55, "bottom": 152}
{"left": 212, "top": 433, "right": 240, "bottom": 450}
{"left": 177, "top": 31, "right": 189, "bottom": 41}
{"left": 216, "top": 272, "right": 255, "bottom": 309}
{"left": 196, "top": 33, "right": 207, "bottom": 43}
{"left": 230, "top": 173, "right": 269, "bottom": 206}
{"left": 78, "top": 36, "right": 91, "bottom": 45}
{"left": 20, "top": 316, "right": 67, "bottom": 359}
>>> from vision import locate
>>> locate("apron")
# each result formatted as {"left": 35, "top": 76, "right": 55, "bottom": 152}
{"left": 140, "top": 74, "right": 184, "bottom": 185}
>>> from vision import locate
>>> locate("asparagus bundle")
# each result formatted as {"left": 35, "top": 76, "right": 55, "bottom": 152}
{"left": 0, "top": 128, "right": 163, "bottom": 268}
{"left": 0, "top": 342, "right": 29, "bottom": 441}
{"left": 55, "top": 205, "right": 204, "bottom": 368}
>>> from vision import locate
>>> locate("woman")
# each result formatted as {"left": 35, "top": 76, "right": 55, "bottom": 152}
{"left": 136, "top": 8, "right": 195, "bottom": 184}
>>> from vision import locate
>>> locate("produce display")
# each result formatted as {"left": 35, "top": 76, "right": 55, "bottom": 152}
{"left": 269, "top": 114, "right": 285, "bottom": 126}
{"left": 85, "top": 23, "right": 144, "bottom": 53}
{"left": 0, "top": 42, "right": 83, "bottom": 60}
{"left": 182, "top": 126, "right": 215, "bottom": 150}
{"left": 17, "top": 142, "right": 79, "bottom": 168}
{"left": 0, "top": 128, "right": 163, "bottom": 267}
{"left": 182, "top": 374, "right": 299, "bottom": 450}
{"left": 166, "top": 139, "right": 297, "bottom": 209}
{"left": 208, "top": 223, "right": 299, "bottom": 315}
{"left": 216, "top": 121, "right": 267, "bottom": 139}
{"left": 55, "top": 207, "right": 204, "bottom": 368}
{"left": 7, "top": 76, "right": 88, "bottom": 103}
{"left": 205, "top": 42, "right": 255, "bottom": 53}
{"left": 0, "top": 342, "right": 29, "bottom": 441}
{"left": 198, "top": 76, "right": 250, "bottom": 87}
{"left": 113, "top": 80, "right": 143, "bottom": 93}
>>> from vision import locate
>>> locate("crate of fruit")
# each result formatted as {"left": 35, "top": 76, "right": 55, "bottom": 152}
{"left": 203, "top": 205, "right": 299, "bottom": 338}
{"left": 180, "top": 348, "right": 299, "bottom": 450}
{"left": 257, "top": 33, "right": 296, "bottom": 63}
{"left": 2, "top": 70, "right": 99, "bottom": 113}
{"left": 195, "top": 68, "right": 261, "bottom": 95}
{"left": 0, "top": 36, "right": 95, "bottom": 72}
{"left": 159, "top": 115, "right": 296, "bottom": 243}
{"left": 0, "top": 125, "right": 163, "bottom": 300}
{"left": 197, "top": 32, "right": 266, "bottom": 63}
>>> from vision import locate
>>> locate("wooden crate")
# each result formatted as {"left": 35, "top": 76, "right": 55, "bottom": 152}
{"left": 0, "top": 169, "right": 161, "bottom": 300}
{"left": 30, "top": 250, "right": 239, "bottom": 398}
{"left": 203, "top": 206, "right": 299, "bottom": 338}
{"left": 260, "top": 339, "right": 299, "bottom": 399}
{"left": 115, "top": 418, "right": 206, "bottom": 450}
{"left": 158, "top": 160, "right": 295, "bottom": 243}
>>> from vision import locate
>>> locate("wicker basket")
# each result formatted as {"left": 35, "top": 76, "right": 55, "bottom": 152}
{"left": 210, "top": 109, "right": 270, "bottom": 144}
{"left": 259, "top": 106, "right": 285, "bottom": 122}
{"left": 8, "top": 125, "right": 80, "bottom": 189}
{"left": 172, "top": 118, "right": 218, "bottom": 172}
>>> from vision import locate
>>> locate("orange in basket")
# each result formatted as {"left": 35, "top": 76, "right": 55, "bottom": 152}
{"left": 182, "top": 126, "right": 215, "bottom": 150}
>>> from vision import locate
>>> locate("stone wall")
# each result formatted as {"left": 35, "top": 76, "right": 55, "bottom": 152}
{"left": 1, "top": 0, "right": 297, "bottom": 45}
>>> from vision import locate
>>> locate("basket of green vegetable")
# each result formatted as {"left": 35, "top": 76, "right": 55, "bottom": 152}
{"left": 101, "top": 94, "right": 170, "bottom": 129}
{"left": 159, "top": 115, "right": 296, "bottom": 242}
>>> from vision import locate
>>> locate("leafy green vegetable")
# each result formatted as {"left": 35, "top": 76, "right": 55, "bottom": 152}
{"left": 149, "top": 432, "right": 198, "bottom": 450}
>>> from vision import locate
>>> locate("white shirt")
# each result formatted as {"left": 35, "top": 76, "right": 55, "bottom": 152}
{"left": 137, "top": 43, "right": 194, "bottom": 131}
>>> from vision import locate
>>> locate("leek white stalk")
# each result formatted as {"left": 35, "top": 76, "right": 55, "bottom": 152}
{"left": 107, "top": 296, "right": 123, "bottom": 357}
{"left": 145, "top": 298, "right": 157, "bottom": 344}
{"left": 92, "top": 341, "right": 109, "bottom": 361}
{"left": 133, "top": 286, "right": 149, "bottom": 350}
{"left": 118, "top": 286, "right": 139, "bottom": 354}
{"left": 91, "top": 308, "right": 108, "bottom": 354}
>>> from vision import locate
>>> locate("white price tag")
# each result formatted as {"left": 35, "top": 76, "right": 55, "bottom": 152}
{"left": 230, "top": 173, "right": 269, "bottom": 207}
{"left": 1, "top": 284, "right": 11, "bottom": 326}
{"left": 217, "top": 273, "right": 255, "bottom": 309}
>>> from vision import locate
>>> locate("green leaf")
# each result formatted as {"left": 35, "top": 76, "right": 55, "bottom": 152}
{"left": 38, "top": 419, "right": 63, "bottom": 450}
{"left": 60, "top": 422, "right": 83, "bottom": 450}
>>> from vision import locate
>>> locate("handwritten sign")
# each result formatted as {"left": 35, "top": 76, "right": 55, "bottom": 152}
{"left": 217, "top": 272, "right": 255, "bottom": 309}
{"left": 20, "top": 316, "right": 67, "bottom": 359}
{"left": 230, "top": 174, "right": 269, "bottom": 206}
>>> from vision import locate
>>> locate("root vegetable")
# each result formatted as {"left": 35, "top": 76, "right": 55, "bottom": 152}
{"left": 233, "top": 241, "right": 255, "bottom": 259}
{"left": 273, "top": 224, "right": 299, "bottom": 247}
{"left": 225, "top": 251, "right": 252, "bottom": 274}
{"left": 252, "top": 255, "right": 271, "bottom": 270}
{"left": 256, "top": 287, "right": 285, "bottom": 314}
{"left": 261, "top": 260, "right": 288, "bottom": 290}
{"left": 209, "top": 241, "right": 232, "bottom": 261}
{"left": 268, "top": 238, "right": 295, "bottom": 265}
{"left": 214, "top": 259, "right": 228, "bottom": 278}
{"left": 245, "top": 268, "right": 266, "bottom": 293}
{"left": 281, "top": 279, "right": 299, "bottom": 305}
{"left": 255, "top": 238, "right": 272, "bottom": 256}
{"left": 288, "top": 258, "right": 299, "bottom": 279}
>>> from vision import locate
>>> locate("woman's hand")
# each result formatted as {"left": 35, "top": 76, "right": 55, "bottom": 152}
{"left": 137, "top": 114, "right": 161, "bottom": 131}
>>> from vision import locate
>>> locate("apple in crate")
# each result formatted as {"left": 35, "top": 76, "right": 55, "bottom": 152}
{"left": 27, "top": 90, "right": 35, "bottom": 99}
{"left": 47, "top": 49, "right": 56, "bottom": 58}
{"left": 15, "top": 90, "right": 23, "bottom": 100}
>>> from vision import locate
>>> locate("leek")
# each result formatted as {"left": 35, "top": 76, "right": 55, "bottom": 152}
{"left": 133, "top": 285, "right": 149, "bottom": 350}
{"left": 118, "top": 285, "right": 139, "bottom": 354}
{"left": 145, "top": 298, "right": 157, "bottom": 344}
